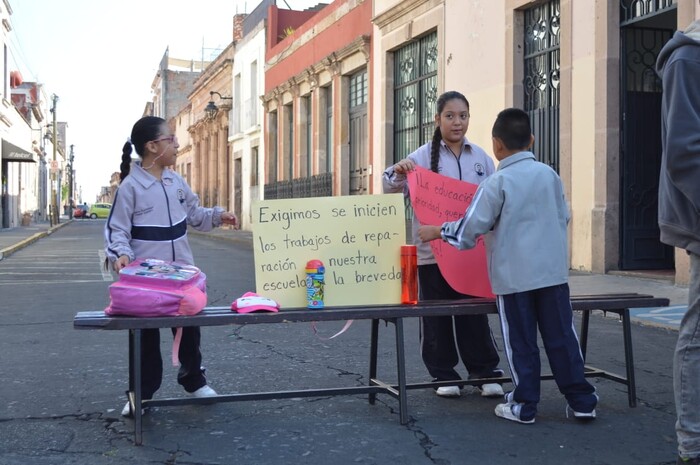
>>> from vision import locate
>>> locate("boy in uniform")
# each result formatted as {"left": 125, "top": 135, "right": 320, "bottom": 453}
{"left": 418, "top": 108, "right": 597, "bottom": 424}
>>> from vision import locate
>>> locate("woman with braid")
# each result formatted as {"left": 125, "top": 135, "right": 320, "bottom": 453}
{"left": 105, "top": 116, "right": 238, "bottom": 417}
{"left": 383, "top": 91, "right": 504, "bottom": 398}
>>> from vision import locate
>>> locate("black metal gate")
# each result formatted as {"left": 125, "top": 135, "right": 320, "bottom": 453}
{"left": 524, "top": 0, "right": 560, "bottom": 172}
{"left": 619, "top": 1, "right": 675, "bottom": 269}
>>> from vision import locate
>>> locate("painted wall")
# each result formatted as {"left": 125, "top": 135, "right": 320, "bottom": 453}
{"left": 569, "top": 1, "right": 596, "bottom": 270}
{"left": 265, "top": 0, "right": 372, "bottom": 92}
{"left": 371, "top": 0, "right": 611, "bottom": 275}
{"left": 231, "top": 21, "right": 266, "bottom": 230}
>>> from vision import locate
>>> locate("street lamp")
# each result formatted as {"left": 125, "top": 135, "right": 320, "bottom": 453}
{"left": 205, "top": 91, "right": 233, "bottom": 120}
{"left": 68, "top": 144, "right": 75, "bottom": 219}
{"left": 49, "top": 94, "right": 59, "bottom": 226}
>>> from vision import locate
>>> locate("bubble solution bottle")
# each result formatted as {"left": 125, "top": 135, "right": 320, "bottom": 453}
{"left": 400, "top": 245, "right": 418, "bottom": 304}
{"left": 305, "top": 259, "right": 325, "bottom": 309}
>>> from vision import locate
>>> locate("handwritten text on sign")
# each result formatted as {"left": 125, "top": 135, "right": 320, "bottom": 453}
{"left": 408, "top": 166, "right": 494, "bottom": 298}
{"left": 251, "top": 194, "right": 406, "bottom": 307}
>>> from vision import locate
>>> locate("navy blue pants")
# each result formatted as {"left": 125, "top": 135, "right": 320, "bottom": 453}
{"left": 497, "top": 283, "right": 597, "bottom": 421}
{"left": 418, "top": 264, "right": 502, "bottom": 381}
{"left": 129, "top": 327, "right": 207, "bottom": 399}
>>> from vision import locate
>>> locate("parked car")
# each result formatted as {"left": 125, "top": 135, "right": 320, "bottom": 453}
{"left": 74, "top": 204, "right": 88, "bottom": 219}
{"left": 88, "top": 203, "right": 112, "bottom": 219}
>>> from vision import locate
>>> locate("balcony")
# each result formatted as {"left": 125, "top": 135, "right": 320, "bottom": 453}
{"left": 264, "top": 173, "right": 332, "bottom": 200}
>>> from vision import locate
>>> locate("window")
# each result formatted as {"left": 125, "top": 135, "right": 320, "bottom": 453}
{"left": 234, "top": 74, "right": 242, "bottom": 133}
{"left": 321, "top": 86, "right": 333, "bottom": 174}
{"left": 350, "top": 70, "right": 368, "bottom": 108}
{"left": 393, "top": 32, "right": 438, "bottom": 164}
{"left": 284, "top": 103, "right": 294, "bottom": 180}
{"left": 303, "top": 95, "right": 312, "bottom": 177}
{"left": 268, "top": 110, "right": 278, "bottom": 183}
{"left": 251, "top": 146, "right": 259, "bottom": 186}
{"left": 524, "top": 0, "right": 560, "bottom": 171}
{"left": 250, "top": 61, "right": 258, "bottom": 125}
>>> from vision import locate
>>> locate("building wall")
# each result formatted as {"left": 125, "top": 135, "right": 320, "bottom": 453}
{"left": 372, "top": 0, "right": 688, "bottom": 280}
{"left": 231, "top": 19, "right": 266, "bottom": 230}
{"left": 264, "top": 0, "right": 372, "bottom": 199}
{"left": 188, "top": 44, "right": 234, "bottom": 210}
{"left": 173, "top": 103, "right": 194, "bottom": 185}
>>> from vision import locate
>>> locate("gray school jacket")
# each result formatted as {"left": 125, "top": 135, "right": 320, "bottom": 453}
{"left": 105, "top": 162, "right": 224, "bottom": 266}
{"left": 441, "top": 151, "right": 570, "bottom": 295}
{"left": 382, "top": 138, "right": 495, "bottom": 265}
{"left": 655, "top": 22, "right": 700, "bottom": 255}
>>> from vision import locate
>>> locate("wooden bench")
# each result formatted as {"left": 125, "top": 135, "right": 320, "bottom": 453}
{"left": 74, "top": 293, "right": 669, "bottom": 445}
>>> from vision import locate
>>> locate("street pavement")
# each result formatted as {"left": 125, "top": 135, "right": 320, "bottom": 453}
{"left": 0, "top": 219, "right": 690, "bottom": 464}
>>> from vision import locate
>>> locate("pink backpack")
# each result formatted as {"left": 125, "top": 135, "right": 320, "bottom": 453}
{"left": 105, "top": 258, "right": 207, "bottom": 365}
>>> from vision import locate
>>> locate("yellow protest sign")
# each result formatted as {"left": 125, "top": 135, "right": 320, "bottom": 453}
{"left": 251, "top": 194, "right": 406, "bottom": 307}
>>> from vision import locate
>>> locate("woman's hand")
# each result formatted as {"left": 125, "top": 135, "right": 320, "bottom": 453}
{"left": 417, "top": 225, "right": 442, "bottom": 243}
{"left": 221, "top": 212, "right": 239, "bottom": 229}
{"left": 113, "top": 255, "right": 130, "bottom": 272}
{"left": 393, "top": 158, "right": 416, "bottom": 175}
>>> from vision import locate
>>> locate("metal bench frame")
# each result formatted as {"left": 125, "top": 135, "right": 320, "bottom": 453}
{"left": 74, "top": 293, "right": 669, "bottom": 445}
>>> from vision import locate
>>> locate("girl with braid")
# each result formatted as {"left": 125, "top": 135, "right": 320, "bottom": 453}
{"left": 105, "top": 116, "right": 238, "bottom": 417}
{"left": 383, "top": 91, "right": 504, "bottom": 398}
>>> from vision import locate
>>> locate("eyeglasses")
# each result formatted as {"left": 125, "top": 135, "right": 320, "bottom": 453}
{"left": 153, "top": 135, "right": 177, "bottom": 144}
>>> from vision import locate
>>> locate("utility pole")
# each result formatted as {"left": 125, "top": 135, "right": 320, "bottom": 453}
{"left": 50, "top": 94, "right": 59, "bottom": 226}
{"left": 68, "top": 144, "right": 74, "bottom": 219}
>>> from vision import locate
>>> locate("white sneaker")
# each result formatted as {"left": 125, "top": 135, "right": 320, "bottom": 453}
{"left": 494, "top": 403, "right": 535, "bottom": 424}
{"left": 479, "top": 383, "right": 504, "bottom": 398}
{"left": 120, "top": 401, "right": 145, "bottom": 417}
{"left": 435, "top": 386, "right": 461, "bottom": 397}
{"left": 566, "top": 405, "right": 596, "bottom": 420}
{"left": 188, "top": 385, "right": 218, "bottom": 397}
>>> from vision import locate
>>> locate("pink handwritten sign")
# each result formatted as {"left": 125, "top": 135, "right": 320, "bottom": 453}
{"left": 408, "top": 166, "right": 494, "bottom": 298}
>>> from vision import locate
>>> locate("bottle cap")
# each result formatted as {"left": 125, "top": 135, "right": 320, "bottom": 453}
{"left": 305, "top": 259, "right": 325, "bottom": 273}
{"left": 401, "top": 245, "right": 417, "bottom": 255}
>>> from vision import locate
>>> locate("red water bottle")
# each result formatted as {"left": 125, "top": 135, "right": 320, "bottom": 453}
{"left": 401, "top": 245, "right": 418, "bottom": 304}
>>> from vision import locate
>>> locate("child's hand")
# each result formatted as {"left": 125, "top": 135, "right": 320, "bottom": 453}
{"left": 417, "top": 225, "right": 442, "bottom": 243}
{"left": 114, "top": 255, "right": 130, "bottom": 272}
{"left": 221, "top": 212, "right": 239, "bottom": 229}
{"left": 394, "top": 158, "right": 416, "bottom": 175}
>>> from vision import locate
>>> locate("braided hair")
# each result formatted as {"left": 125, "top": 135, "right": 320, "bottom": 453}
{"left": 120, "top": 116, "right": 166, "bottom": 182}
{"left": 429, "top": 91, "right": 470, "bottom": 173}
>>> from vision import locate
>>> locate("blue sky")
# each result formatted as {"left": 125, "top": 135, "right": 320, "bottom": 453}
{"left": 8, "top": 0, "right": 324, "bottom": 202}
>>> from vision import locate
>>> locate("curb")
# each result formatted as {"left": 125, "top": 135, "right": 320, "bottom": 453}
{"left": 0, "top": 220, "right": 72, "bottom": 261}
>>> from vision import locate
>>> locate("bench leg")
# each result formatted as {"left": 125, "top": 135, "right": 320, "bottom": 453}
{"left": 368, "top": 319, "right": 379, "bottom": 405}
{"left": 621, "top": 309, "right": 637, "bottom": 407}
{"left": 393, "top": 318, "right": 409, "bottom": 424}
{"left": 133, "top": 329, "right": 144, "bottom": 445}
{"left": 580, "top": 310, "right": 590, "bottom": 362}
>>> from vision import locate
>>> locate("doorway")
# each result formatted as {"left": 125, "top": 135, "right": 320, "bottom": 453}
{"left": 619, "top": 2, "right": 676, "bottom": 269}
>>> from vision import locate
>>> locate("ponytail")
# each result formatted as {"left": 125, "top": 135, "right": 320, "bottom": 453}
{"left": 119, "top": 142, "right": 132, "bottom": 182}
{"left": 429, "top": 126, "right": 442, "bottom": 173}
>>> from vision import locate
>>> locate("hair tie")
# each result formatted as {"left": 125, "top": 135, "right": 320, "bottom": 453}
{"left": 126, "top": 137, "right": 132, "bottom": 145}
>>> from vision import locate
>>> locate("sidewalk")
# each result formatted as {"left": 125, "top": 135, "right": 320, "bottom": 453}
{"left": 1, "top": 220, "right": 688, "bottom": 330}
{"left": 0, "top": 218, "right": 71, "bottom": 260}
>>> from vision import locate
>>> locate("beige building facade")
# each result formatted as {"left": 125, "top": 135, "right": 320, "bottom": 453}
{"left": 372, "top": 0, "right": 698, "bottom": 285}
{"left": 188, "top": 44, "right": 234, "bottom": 211}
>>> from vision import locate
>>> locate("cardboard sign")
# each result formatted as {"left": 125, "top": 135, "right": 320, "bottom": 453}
{"left": 251, "top": 194, "right": 406, "bottom": 307}
{"left": 408, "top": 166, "right": 494, "bottom": 298}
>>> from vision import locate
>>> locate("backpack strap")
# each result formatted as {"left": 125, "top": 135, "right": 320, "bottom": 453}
{"left": 311, "top": 320, "right": 354, "bottom": 340}
{"left": 172, "top": 327, "right": 183, "bottom": 366}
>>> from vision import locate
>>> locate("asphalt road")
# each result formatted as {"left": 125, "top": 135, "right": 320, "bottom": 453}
{"left": 0, "top": 220, "right": 680, "bottom": 464}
